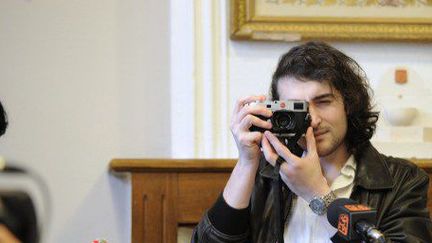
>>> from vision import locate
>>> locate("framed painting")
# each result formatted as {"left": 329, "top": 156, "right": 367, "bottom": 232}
{"left": 230, "top": 0, "right": 432, "bottom": 41}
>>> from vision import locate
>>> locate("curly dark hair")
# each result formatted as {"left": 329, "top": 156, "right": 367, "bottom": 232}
{"left": 270, "top": 41, "right": 378, "bottom": 155}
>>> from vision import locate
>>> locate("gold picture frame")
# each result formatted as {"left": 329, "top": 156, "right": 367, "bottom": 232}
{"left": 231, "top": 0, "right": 432, "bottom": 42}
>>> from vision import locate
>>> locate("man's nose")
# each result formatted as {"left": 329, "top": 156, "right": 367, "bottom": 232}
{"left": 309, "top": 105, "right": 321, "bottom": 128}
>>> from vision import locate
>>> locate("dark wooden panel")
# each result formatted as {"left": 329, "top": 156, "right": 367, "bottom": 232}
{"left": 121, "top": 159, "right": 432, "bottom": 243}
{"left": 177, "top": 173, "right": 231, "bottom": 224}
{"left": 132, "top": 173, "right": 178, "bottom": 243}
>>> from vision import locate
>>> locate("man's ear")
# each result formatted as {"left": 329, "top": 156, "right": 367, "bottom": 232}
{"left": 345, "top": 105, "right": 351, "bottom": 116}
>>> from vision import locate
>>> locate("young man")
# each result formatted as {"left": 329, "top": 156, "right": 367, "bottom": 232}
{"left": 192, "top": 41, "right": 432, "bottom": 242}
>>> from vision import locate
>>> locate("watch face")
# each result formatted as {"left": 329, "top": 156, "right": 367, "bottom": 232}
{"left": 309, "top": 198, "right": 325, "bottom": 215}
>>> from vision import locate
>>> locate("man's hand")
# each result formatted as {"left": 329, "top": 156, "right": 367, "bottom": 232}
{"left": 0, "top": 224, "right": 21, "bottom": 243}
{"left": 223, "top": 95, "right": 273, "bottom": 209}
{"left": 230, "top": 95, "right": 272, "bottom": 166}
{"left": 261, "top": 127, "right": 330, "bottom": 202}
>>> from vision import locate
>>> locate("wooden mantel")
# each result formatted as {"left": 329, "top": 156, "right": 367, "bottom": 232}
{"left": 110, "top": 158, "right": 432, "bottom": 173}
{"left": 110, "top": 158, "right": 432, "bottom": 243}
{"left": 110, "top": 159, "right": 237, "bottom": 172}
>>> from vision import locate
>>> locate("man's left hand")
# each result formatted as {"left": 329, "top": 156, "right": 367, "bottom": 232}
{"left": 261, "top": 127, "right": 330, "bottom": 202}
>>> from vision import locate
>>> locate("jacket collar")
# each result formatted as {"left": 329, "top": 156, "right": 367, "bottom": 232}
{"left": 354, "top": 142, "right": 393, "bottom": 190}
{"left": 259, "top": 142, "right": 394, "bottom": 190}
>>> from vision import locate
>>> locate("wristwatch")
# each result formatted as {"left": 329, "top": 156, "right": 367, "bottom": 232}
{"left": 309, "top": 190, "right": 337, "bottom": 215}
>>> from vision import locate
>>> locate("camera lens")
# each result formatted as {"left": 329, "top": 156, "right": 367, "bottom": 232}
{"left": 273, "top": 111, "right": 295, "bottom": 130}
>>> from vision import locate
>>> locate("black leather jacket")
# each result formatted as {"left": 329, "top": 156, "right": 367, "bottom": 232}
{"left": 192, "top": 144, "right": 432, "bottom": 242}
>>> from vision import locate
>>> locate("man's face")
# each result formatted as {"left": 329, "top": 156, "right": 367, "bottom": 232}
{"left": 277, "top": 76, "right": 348, "bottom": 158}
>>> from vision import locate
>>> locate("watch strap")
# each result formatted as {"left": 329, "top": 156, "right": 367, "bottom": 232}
{"left": 309, "top": 190, "right": 337, "bottom": 215}
{"left": 322, "top": 190, "right": 337, "bottom": 209}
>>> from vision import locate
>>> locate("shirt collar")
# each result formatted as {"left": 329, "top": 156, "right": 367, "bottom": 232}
{"left": 340, "top": 154, "right": 356, "bottom": 177}
{"left": 331, "top": 155, "right": 356, "bottom": 192}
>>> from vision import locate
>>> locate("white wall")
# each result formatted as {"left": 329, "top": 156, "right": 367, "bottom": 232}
{"left": 0, "top": 0, "right": 170, "bottom": 242}
{"left": 0, "top": 0, "right": 431, "bottom": 242}
{"left": 171, "top": 0, "right": 432, "bottom": 159}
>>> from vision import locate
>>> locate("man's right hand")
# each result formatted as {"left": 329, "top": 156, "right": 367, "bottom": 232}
{"left": 223, "top": 95, "right": 273, "bottom": 209}
{"left": 230, "top": 95, "right": 272, "bottom": 165}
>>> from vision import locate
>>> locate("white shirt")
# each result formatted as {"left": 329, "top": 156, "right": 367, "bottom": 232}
{"left": 283, "top": 155, "right": 357, "bottom": 243}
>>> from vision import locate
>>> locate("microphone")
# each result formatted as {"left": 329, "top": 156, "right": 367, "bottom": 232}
{"left": 327, "top": 198, "right": 385, "bottom": 243}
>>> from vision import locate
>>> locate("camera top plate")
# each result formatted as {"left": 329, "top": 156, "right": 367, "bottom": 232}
{"left": 250, "top": 100, "right": 309, "bottom": 112}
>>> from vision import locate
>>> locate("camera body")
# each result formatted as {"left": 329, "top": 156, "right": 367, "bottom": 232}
{"left": 250, "top": 100, "right": 311, "bottom": 139}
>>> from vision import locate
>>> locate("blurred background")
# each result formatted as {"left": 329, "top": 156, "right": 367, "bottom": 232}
{"left": 0, "top": 0, "right": 431, "bottom": 242}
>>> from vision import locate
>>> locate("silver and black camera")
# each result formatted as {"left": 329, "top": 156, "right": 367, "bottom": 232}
{"left": 250, "top": 100, "right": 311, "bottom": 140}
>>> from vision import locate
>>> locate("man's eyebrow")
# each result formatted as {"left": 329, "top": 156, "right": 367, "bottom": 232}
{"left": 312, "top": 93, "right": 335, "bottom": 100}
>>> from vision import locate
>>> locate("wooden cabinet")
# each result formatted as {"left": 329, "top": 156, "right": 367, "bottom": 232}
{"left": 110, "top": 159, "right": 432, "bottom": 243}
